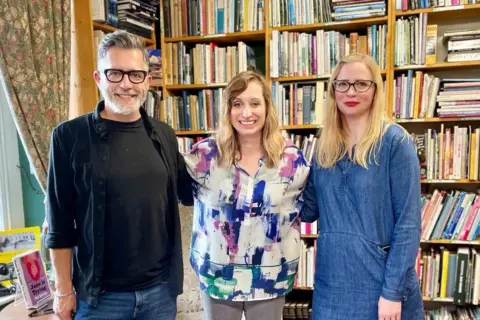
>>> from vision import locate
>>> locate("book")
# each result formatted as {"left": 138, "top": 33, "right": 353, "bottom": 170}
{"left": 12, "top": 249, "right": 51, "bottom": 309}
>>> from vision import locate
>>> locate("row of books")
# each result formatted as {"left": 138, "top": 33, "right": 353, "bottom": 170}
{"left": 396, "top": 0, "right": 480, "bottom": 11}
{"left": 420, "top": 189, "right": 480, "bottom": 241}
{"left": 145, "top": 90, "right": 163, "bottom": 120}
{"left": 163, "top": 89, "right": 223, "bottom": 131}
{"left": 270, "top": 0, "right": 331, "bottom": 27}
{"left": 178, "top": 136, "right": 204, "bottom": 153}
{"left": 162, "top": 0, "right": 265, "bottom": 38}
{"left": 270, "top": 25, "right": 387, "bottom": 78}
{"left": 394, "top": 75, "right": 480, "bottom": 119}
{"left": 163, "top": 41, "right": 256, "bottom": 85}
{"left": 446, "top": 29, "right": 480, "bottom": 63}
{"left": 300, "top": 219, "right": 319, "bottom": 235}
{"left": 295, "top": 241, "right": 316, "bottom": 289}
{"left": 394, "top": 14, "right": 429, "bottom": 66}
{"left": 424, "top": 306, "right": 480, "bottom": 320}
{"left": 92, "top": 0, "right": 158, "bottom": 39}
{"left": 272, "top": 82, "right": 326, "bottom": 127}
{"left": 414, "top": 126, "right": 480, "bottom": 181}
{"left": 283, "top": 132, "right": 319, "bottom": 164}
{"left": 283, "top": 300, "right": 312, "bottom": 320}
{"left": 416, "top": 247, "right": 480, "bottom": 305}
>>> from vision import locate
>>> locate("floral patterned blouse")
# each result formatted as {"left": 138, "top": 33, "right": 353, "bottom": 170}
{"left": 184, "top": 137, "right": 310, "bottom": 301}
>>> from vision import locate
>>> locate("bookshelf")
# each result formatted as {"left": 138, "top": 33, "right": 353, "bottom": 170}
{"left": 155, "top": 0, "right": 480, "bottom": 313}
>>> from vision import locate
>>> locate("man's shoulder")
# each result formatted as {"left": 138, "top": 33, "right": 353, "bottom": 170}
{"left": 53, "top": 113, "right": 92, "bottom": 138}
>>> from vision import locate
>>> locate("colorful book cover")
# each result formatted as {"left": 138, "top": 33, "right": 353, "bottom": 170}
{"left": 13, "top": 249, "right": 51, "bottom": 308}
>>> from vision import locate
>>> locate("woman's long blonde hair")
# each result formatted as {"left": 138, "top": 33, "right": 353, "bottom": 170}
{"left": 316, "top": 54, "right": 394, "bottom": 168}
{"left": 216, "top": 71, "right": 284, "bottom": 168}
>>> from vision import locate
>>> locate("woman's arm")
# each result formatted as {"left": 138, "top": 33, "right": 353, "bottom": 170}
{"left": 381, "top": 133, "right": 421, "bottom": 302}
{"left": 300, "top": 160, "right": 320, "bottom": 223}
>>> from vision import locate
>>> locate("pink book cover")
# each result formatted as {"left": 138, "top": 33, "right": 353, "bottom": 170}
{"left": 18, "top": 250, "right": 51, "bottom": 307}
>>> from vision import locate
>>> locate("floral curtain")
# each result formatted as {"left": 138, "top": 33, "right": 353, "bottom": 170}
{"left": 0, "top": 0, "right": 70, "bottom": 192}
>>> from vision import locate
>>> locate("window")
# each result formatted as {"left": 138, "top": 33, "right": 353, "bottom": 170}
{"left": 0, "top": 76, "right": 25, "bottom": 231}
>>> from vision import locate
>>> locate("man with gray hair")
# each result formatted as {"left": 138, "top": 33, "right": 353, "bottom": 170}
{"left": 45, "top": 30, "right": 192, "bottom": 320}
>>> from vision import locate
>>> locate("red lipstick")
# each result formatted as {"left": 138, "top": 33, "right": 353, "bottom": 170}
{"left": 345, "top": 101, "right": 359, "bottom": 107}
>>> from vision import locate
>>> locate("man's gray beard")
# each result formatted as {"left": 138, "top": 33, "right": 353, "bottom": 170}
{"left": 102, "top": 89, "right": 147, "bottom": 115}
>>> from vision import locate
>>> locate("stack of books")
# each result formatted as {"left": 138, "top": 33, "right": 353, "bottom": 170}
{"left": 331, "top": 0, "right": 386, "bottom": 21}
{"left": 445, "top": 29, "right": 480, "bottom": 63}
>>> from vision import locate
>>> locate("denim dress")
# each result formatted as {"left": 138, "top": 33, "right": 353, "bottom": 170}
{"left": 301, "top": 125, "right": 424, "bottom": 320}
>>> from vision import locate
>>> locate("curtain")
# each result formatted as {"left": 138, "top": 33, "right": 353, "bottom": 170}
{"left": 0, "top": 0, "right": 70, "bottom": 192}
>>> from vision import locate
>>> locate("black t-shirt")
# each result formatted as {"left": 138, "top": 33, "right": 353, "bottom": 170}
{"left": 101, "top": 118, "right": 170, "bottom": 291}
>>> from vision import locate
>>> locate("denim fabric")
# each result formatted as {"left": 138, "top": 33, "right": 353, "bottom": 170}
{"left": 75, "top": 282, "right": 177, "bottom": 320}
{"left": 301, "top": 124, "right": 424, "bottom": 319}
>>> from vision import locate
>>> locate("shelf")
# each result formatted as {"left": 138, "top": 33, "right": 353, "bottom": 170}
{"left": 394, "top": 60, "right": 480, "bottom": 72}
{"left": 421, "top": 239, "right": 480, "bottom": 245}
{"left": 396, "top": 117, "right": 480, "bottom": 123}
{"left": 281, "top": 124, "right": 321, "bottom": 130}
{"left": 272, "top": 16, "right": 388, "bottom": 33}
{"left": 166, "top": 83, "right": 228, "bottom": 91}
{"left": 292, "top": 286, "right": 314, "bottom": 291}
{"left": 92, "top": 21, "right": 154, "bottom": 46}
{"left": 164, "top": 30, "right": 265, "bottom": 44}
{"left": 150, "top": 79, "right": 163, "bottom": 87}
{"left": 273, "top": 70, "right": 386, "bottom": 83}
{"left": 176, "top": 130, "right": 214, "bottom": 136}
{"left": 301, "top": 234, "right": 319, "bottom": 239}
{"left": 422, "top": 297, "right": 454, "bottom": 303}
{"left": 395, "top": 4, "right": 480, "bottom": 18}
{"left": 421, "top": 179, "right": 479, "bottom": 184}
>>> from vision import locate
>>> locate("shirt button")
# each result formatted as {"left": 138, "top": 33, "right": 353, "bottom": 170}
{"left": 97, "top": 204, "right": 102, "bottom": 210}
{"left": 99, "top": 180, "right": 103, "bottom": 185}
{"left": 102, "top": 156, "right": 107, "bottom": 161}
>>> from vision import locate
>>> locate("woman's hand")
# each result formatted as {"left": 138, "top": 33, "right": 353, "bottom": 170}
{"left": 378, "top": 296, "right": 401, "bottom": 320}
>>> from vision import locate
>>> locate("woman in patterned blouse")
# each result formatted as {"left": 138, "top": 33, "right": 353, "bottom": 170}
{"left": 183, "top": 71, "right": 310, "bottom": 320}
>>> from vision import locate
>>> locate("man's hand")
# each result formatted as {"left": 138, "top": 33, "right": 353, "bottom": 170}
{"left": 378, "top": 296, "right": 401, "bottom": 320}
{"left": 53, "top": 293, "right": 76, "bottom": 320}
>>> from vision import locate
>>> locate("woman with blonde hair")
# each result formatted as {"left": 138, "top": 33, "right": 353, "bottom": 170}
{"left": 184, "top": 70, "right": 310, "bottom": 320}
{"left": 301, "top": 54, "right": 423, "bottom": 320}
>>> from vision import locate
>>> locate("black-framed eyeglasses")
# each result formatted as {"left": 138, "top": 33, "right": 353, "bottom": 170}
{"left": 103, "top": 69, "right": 148, "bottom": 84}
{"left": 332, "top": 80, "right": 375, "bottom": 93}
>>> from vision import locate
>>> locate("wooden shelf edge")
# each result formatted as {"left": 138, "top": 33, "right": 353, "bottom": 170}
{"left": 421, "top": 239, "right": 480, "bottom": 245}
{"left": 166, "top": 83, "right": 228, "bottom": 90}
{"left": 273, "top": 70, "right": 386, "bottom": 83}
{"left": 301, "top": 234, "right": 319, "bottom": 239}
{"left": 394, "top": 60, "right": 480, "bottom": 71}
{"left": 281, "top": 125, "right": 321, "bottom": 130}
{"left": 292, "top": 286, "right": 314, "bottom": 291}
{"left": 176, "top": 130, "right": 214, "bottom": 136}
{"left": 422, "top": 297, "right": 454, "bottom": 302}
{"left": 395, "top": 3, "right": 480, "bottom": 16}
{"left": 93, "top": 21, "right": 154, "bottom": 45}
{"left": 396, "top": 117, "right": 480, "bottom": 123}
{"left": 272, "top": 16, "right": 388, "bottom": 32}
{"left": 164, "top": 30, "right": 266, "bottom": 43}
{"left": 421, "top": 179, "right": 479, "bottom": 184}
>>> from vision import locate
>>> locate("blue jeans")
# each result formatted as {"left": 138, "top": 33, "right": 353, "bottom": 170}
{"left": 75, "top": 283, "right": 177, "bottom": 320}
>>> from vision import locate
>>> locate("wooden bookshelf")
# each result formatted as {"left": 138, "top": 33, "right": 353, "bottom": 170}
{"left": 166, "top": 83, "right": 228, "bottom": 91}
{"left": 301, "top": 234, "right": 319, "bottom": 239}
{"left": 150, "top": 79, "right": 163, "bottom": 87}
{"left": 394, "top": 60, "right": 480, "bottom": 72}
{"left": 92, "top": 21, "right": 155, "bottom": 46}
{"left": 396, "top": 117, "right": 480, "bottom": 123}
{"left": 281, "top": 124, "right": 321, "bottom": 130}
{"left": 176, "top": 130, "right": 214, "bottom": 136}
{"left": 395, "top": 3, "right": 480, "bottom": 18}
{"left": 164, "top": 30, "right": 266, "bottom": 44}
{"left": 422, "top": 297, "right": 454, "bottom": 303}
{"left": 292, "top": 286, "right": 314, "bottom": 291}
{"left": 272, "top": 16, "right": 389, "bottom": 33}
{"left": 421, "top": 239, "right": 480, "bottom": 245}
{"left": 273, "top": 70, "right": 387, "bottom": 83}
{"left": 420, "top": 179, "right": 480, "bottom": 184}
{"left": 157, "top": 0, "right": 480, "bottom": 308}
